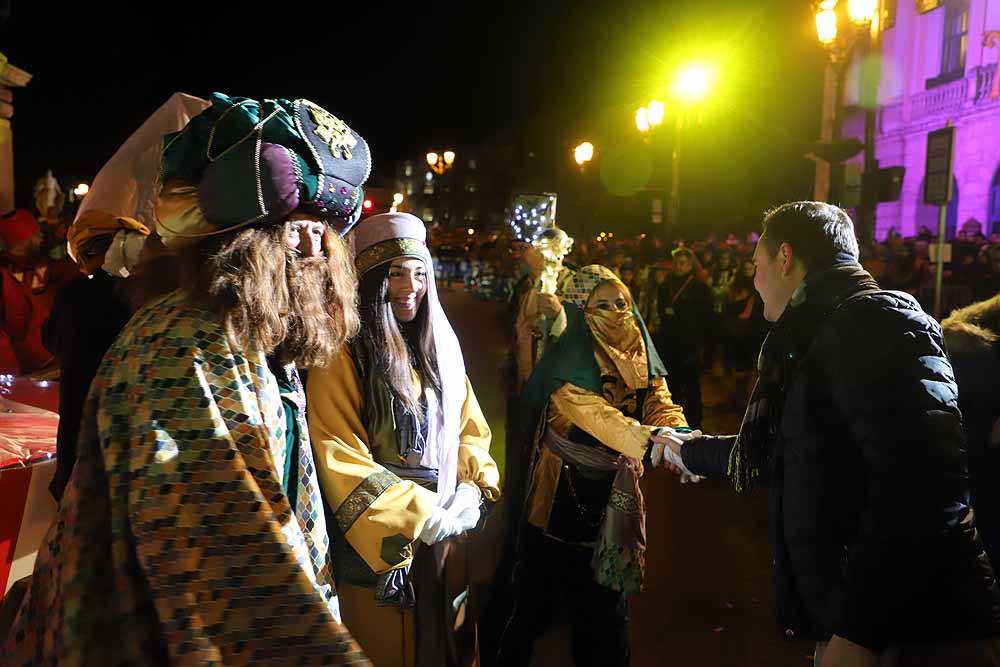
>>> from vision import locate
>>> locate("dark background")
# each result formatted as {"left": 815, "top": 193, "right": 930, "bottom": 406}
{"left": 1, "top": 0, "right": 827, "bottom": 237}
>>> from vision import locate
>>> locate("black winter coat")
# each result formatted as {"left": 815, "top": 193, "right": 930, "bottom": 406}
{"left": 682, "top": 281, "right": 1000, "bottom": 650}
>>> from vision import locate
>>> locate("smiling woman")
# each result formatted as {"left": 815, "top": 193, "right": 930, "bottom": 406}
{"left": 307, "top": 212, "right": 500, "bottom": 667}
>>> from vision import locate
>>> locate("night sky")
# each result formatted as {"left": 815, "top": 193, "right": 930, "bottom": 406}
{"left": 2, "top": 0, "right": 827, "bottom": 235}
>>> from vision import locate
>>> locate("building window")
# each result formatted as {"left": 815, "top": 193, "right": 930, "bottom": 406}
{"left": 940, "top": 0, "right": 969, "bottom": 78}
{"left": 466, "top": 180, "right": 477, "bottom": 193}
{"left": 424, "top": 182, "right": 435, "bottom": 195}
{"left": 468, "top": 159, "right": 477, "bottom": 170}
{"left": 404, "top": 162, "right": 413, "bottom": 177}
{"left": 423, "top": 208, "right": 434, "bottom": 223}
{"left": 405, "top": 181, "right": 413, "bottom": 196}
{"left": 989, "top": 166, "right": 1000, "bottom": 235}
{"left": 464, "top": 209, "right": 478, "bottom": 222}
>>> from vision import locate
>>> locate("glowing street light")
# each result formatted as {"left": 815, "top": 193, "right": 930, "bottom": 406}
{"left": 389, "top": 192, "right": 405, "bottom": 213}
{"left": 647, "top": 99, "right": 665, "bottom": 127}
{"left": 635, "top": 106, "right": 650, "bottom": 133}
{"left": 672, "top": 63, "right": 717, "bottom": 104}
{"left": 848, "top": 0, "right": 878, "bottom": 25}
{"left": 573, "top": 141, "right": 595, "bottom": 166}
{"left": 815, "top": 1, "right": 839, "bottom": 45}
{"left": 73, "top": 183, "right": 90, "bottom": 197}
{"left": 812, "top": 0, "right": 884, "bottom": 242}
{"left": 427, "top": 149, "right": 456, "bottom": 175}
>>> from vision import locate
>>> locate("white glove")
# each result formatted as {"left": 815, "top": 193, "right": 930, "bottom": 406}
{"left": 650, "top": 440, "right": 667, "bottom": 468}
{"left": 447, "top": 482, "right": 483, "bottom": 532}
{"left": 652, "top": 427, "right": 707, "bottom": 484}
{"left": 419, "top": 506, "right": 464, "bottom": 545}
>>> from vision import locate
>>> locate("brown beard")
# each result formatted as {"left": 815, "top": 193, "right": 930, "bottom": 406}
{"left": 173, "top": 222, "right": 360, "bottom": 368}
{"left": 274, "top": 256, "right": 336, "bottom": 367}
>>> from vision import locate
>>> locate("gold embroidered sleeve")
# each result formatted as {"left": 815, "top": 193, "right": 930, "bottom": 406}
{"left": 457, "top": 376, "right": 501, "bottom": 502}
{"left": 307, "top": 349, "right": 437, "bottom": 573}
{"left": 549, "top": 383, "right": 652, "bottom": 460}
{"left": 642, "top": 376, "right": 689, "bottom": 428}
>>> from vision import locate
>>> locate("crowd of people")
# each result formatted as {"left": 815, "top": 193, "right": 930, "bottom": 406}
{"left": 1, "top": 89, "right": 999, "bottom": 667}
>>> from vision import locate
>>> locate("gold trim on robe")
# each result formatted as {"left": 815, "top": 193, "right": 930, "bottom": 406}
{"left": 307, "top": 347, "right": 500, "bottom": 574}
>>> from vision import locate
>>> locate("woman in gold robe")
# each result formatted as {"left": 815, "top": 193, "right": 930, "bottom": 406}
{"left": 497, "top": 264, "right": 689, "bottom": 667}
{"left": 307, "top": 212, "right": 500, "bottom": 667}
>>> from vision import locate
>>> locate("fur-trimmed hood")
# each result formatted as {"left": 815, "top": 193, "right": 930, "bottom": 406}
{"left": 942, "top": 293, "right": 1000, "bottom": 358}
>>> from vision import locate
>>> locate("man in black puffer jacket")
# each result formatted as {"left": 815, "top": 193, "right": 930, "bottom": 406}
{"left": 657, "top": 202, "right": 1000, "bottom": 666}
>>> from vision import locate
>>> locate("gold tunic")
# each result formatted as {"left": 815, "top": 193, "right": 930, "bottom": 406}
{"left": 525, "top": 346, "right": 688, "bottom": 533}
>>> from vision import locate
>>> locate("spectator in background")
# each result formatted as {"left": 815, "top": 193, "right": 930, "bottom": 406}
{"left": 43, "top": 212, "right": 151, "bottom": 501}
{"left": 942, "top": 294, "right": 1000, "bottom": 568}
{"left": 656, "top": 247, "right": 714, "bottom": 428}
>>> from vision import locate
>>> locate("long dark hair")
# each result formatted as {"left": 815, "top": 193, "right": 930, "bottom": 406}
{"left": 358, "top": 262, "right": 441, "bottom": 419}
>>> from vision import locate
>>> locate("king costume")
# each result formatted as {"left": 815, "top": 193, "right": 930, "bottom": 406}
{"left": 1, "top": 93, "right": 372, "bottom": 665}
{"left": 499, "top": 265, "right": 688, "bottom": 667}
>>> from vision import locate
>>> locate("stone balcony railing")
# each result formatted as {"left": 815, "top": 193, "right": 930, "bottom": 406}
{"left": 879, "top": 65, "right": 1000, "bottom": 134}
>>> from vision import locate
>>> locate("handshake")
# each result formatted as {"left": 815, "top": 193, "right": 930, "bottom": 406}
{"left": 418, "top": 481, "right": 483, "bottom": 545}
{"left": 649, "top": 427, "right": 706, "bottom": 484}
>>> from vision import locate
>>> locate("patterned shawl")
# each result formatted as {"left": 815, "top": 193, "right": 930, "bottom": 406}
{"left": 2, "top": 290, "right": 368, "bottom": 665}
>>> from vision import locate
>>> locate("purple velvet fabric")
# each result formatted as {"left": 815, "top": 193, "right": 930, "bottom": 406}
{"left": 198, "top": 142, "right": 300, "bottom": 228}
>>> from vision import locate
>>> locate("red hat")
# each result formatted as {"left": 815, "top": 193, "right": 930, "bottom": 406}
{"left": 0, "top": 210, "right": 40, "bottom": 249}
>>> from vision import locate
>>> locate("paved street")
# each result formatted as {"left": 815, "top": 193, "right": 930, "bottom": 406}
{"left": 439, "top": 286, "right": 808, "bottom": 667}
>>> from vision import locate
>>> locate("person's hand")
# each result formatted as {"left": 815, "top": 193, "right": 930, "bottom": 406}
{"left": 819, "top": 635, "right": 879, "bottom": 667}
{"left": 536, "top": 292, "right": 562, "bottom": 317}
{"left": 419, "top": 506, "right": 464, "bottom": 545}
{"left": 447, "top": 482, "right": 483, "bottom": 532}
{"left": 649, "top": 432, "right": 685, "bottom": 474}
{"left": 651, "top": 428, "right": 706, "bottom": 484}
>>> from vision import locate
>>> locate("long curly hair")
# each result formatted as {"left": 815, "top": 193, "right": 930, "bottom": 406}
{"left": 358, "top": 263, "right": 441, "bottom": 420}
{"left": 179, "top": 220, "right": 359, "bottom": 367}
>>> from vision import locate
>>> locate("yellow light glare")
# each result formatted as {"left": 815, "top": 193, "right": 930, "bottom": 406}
{"left": 426, "top": 152, "right": 438, "bottom": 167}
{"left": 816, "top": 8, "right": 838, "bottom": 45}
{"left": 73, "top": 183, "right": 89, "bottom": 196}
{"left": 467, "top": 228, "right": 475, "bottom": 236}
{"left": 635, "top": 106, "right": 650, "bottom": 133}
{"left": 443, "top": 150, "right": 456, "bottom": 165}
{"left": 574, "top": 141, "right": 595, "bottom": 165}
{"left": 647, "top": 100, "right": 665, "bottom": 127}
{"left": 672, "top": 63, "right": 717, "bottom": 104}
{"left": 848, "top": 0, "right": 877, "bottom": 25}
{"left": 393, "top": 192, "right": 404, "bottom": 205}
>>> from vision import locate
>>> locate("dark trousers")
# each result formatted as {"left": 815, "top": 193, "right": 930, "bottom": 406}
{"left": 667, "top": 364, "right": 703, "bottom": 429}
{"left": 496, "top": 526, "right": 630, "bottom": 667}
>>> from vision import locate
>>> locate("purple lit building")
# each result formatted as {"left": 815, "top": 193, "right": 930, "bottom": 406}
{"left": 845, "top": 0, "right": 1000, "bottom": 239}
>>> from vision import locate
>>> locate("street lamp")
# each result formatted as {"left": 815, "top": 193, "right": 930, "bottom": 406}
{"left": 427, "top": 150, "right": 456, "bottom": 175}
{"left": 389, "top": 192, "right": 404, "bottom": 213}
{"left": 638, "top": 63, "right": 717, "bottom": 235}
{"left": 636, "top": 106, "right": 650, "bottom": 133}
{"left": 812, "top": 0, "right": 883, "bottom": 245}
{"left": 73, "top": 183, "right": 89, "bottom": 197}
{"left": 815, "top": 2, "right": 838, "bottom": 45}
{"left": 647, "top": 100, "right": 665, "bottom": 127}
{"left": 573, "top": 141, "right": 594, "bottom": 167}
{"left": 847, "top": 0, "right": 878, "bottom": 25}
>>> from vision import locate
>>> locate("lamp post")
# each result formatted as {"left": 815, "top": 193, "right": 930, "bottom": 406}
{"left": 637, "top": 62, "right": 715, "bottom": 238}
{"left": 813, "top": 0, "right": 883, "bottom": 245}
{"left": 426, "top": 150, "right": 456, "bottom": 176}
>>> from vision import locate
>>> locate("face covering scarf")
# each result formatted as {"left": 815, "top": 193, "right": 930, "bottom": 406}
{"left": 584, "top": 307, "right": 648, "bottom": 391}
